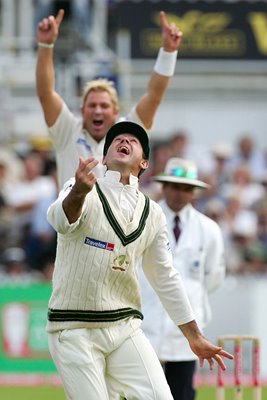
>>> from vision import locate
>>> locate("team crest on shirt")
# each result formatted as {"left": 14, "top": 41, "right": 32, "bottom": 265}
{"left": 111, "top": 255, "right": 129, "bottom": 272}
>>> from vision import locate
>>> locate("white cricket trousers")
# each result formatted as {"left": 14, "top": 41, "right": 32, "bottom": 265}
{"left": 48, "top": 318, "right": 173, "bottom": 400}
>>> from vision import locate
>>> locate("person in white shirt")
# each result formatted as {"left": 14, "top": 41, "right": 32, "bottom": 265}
{"left": 47, "top": 121, "right": 232, "bottom": 400}
{"left": 140, "top": 157, "right": 226, "bottom": 400}
{"left": 36, "top": 8, "right": 182, "bottom": 188}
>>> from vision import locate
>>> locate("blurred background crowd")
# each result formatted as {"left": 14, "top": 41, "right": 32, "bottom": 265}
{"left": 1, "top": 130, "right": 267, "bottom": 282}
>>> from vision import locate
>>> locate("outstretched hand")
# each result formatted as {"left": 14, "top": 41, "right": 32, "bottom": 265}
{"left": 37, "top": 8, "right": 64, "bottom": 44}
{"left": 189, "top": 336, "right": 234, "bottom": 371}
{"left": 160, "top": 11, "right": 183, "bottom": 52}
{"left": 73, "top": 157, "right": 99, "bottom": 195}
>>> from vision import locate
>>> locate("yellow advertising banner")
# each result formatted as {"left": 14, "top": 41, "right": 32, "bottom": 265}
{"left": 110, "top": 1, "right": 267, "bottom": 60}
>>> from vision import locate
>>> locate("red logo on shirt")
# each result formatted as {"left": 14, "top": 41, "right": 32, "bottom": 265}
{"left": 106, "top": 242, "right": 115, "bottom": 251}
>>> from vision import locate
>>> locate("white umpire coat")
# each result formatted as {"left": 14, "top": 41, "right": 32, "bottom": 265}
{"left": 140, "top": 200, "right": 225, "bottom": 361}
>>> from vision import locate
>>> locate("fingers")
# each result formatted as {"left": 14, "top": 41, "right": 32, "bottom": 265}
{"left": 79, "top": 156, "right": 85, "bottom": 166}
{"left": 201, "top": 357, "right": 214, "bottom": 371}
{"left": 199, "top": 350, "right": 232, "bottom": 371}
{"left": 160, "top": 10, "right": 183, "bottom": 51}
{"left": 219, "top": 349, "right": 234, "bottom": 360}
{"left": 159, "top": 11, "right": 168, "bottom": 29}
{"left": 160, "top": 10, "right": 175, "bottom": 34}
{"left": 214, "top": 354, "right": 227, "bottom": 371}
{"left": 79, "top": 157, "right": 99, "bottom": 173}
{"left": 75, "top": 158, "right": 98, "bottom": 192}
{"left": 169, "top": 22, "right": 182, "bottom": 40}
{"left": 199, "top": 356, "right": 215, "bottom": 370}
{"left": 39, "top": 9, "right": 64, "bottom": 31}
{"left": 160, "top": 10, "right": 181, "bottom": 36}
{"left": 199, "top": 354, "right": 225, "bottom": 371}
{"left": 38, "top": 18, "right": 50, "bottom": 31}
{"left": 208, "top": 358, "right": 214, "bottom": 371}
{"left": 55, "top": 9, "right": 64, "bottom": 26}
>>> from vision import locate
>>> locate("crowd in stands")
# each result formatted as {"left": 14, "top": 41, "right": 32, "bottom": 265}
{"left": 0, "top": 137, "right": 57, "bottom": 283}
{"left": 0, "top": 131, "right": 267, "bottom": 282}
{"left": 140, "top": 131, "right": 267, "bottom": 276}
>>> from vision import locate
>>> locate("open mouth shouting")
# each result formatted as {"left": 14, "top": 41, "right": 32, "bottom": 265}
{"left": 92, "top": 119, "right": 104, "bottom": 129}
{"left": 117, "top": 145, "right": 130, "bottom": 155}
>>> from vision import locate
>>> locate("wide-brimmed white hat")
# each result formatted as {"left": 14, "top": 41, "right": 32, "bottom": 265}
{"left": 153, "top": 157, "right": 209, "bottom": 189}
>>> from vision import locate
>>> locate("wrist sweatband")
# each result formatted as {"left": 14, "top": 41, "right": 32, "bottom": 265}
{"left": 38, "top": 42, "right": 54, "bottom": 48}
{"left": 153, "top": 47, "right": 178, "bottom": 77}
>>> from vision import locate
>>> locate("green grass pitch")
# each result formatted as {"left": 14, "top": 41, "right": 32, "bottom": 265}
{"left": 0, "top": 386, "right": 267, "bottom": 400}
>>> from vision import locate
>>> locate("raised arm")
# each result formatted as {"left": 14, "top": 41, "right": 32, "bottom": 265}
{"left": 62, "top": 157, "right": 99, "bottom": 223}
{"left": 36, "top": 9, "right": 65, "bottom": 127}
{"left": 135, "top": 11, "right": 183, "bottom": 129}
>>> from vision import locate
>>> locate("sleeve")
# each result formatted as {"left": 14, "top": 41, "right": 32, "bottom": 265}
{"left": 118, "top": 106, "right": 152, "bottom": 136}
{"left": 48, "top": 102, "right": 81, "bottom": 151}
{"left": 204, "top": 219, "right": 226, "bottom": 293}
{"left": 47, "top": 178, "right": 88, "bottom": 234}
{"left": 142, "top": 210, "right": 195, "bottom": 326}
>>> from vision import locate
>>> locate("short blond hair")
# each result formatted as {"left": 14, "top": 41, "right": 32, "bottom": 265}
{"left": 81, "top": 78, "right": 119, "bottom": 112}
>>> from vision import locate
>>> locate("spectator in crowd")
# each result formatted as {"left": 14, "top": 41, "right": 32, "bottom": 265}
{"left": 251, "top": 174, "right": 267, "bottom": 249}
{"left": 4, "top": 151, "right": 56, "bottom": 250}
{"left": 168, "top": 131, "right": 213, "bottom": 176}
{"left": 0, "top": 154, "right": 15, "bottom": 252}
{"left": 168, "top": 131, "right": 188, "bottom": 158}
{"left": 207, "top": 143, "right": 232, "bottom": 186}
{"left": 140, "top": 157, "right": 226, "bottom": 400}
{"left": 219, "top": 164, "right": 264, "bottom": 209}
{"left": 213, "top": 193, "right": 257, "bottom": 252}
{"left": 251, "top": 171, "right": 267, "bottom": 205}
{"left": 5, "top": 152, "right": 56, "bottom": 211}
{"left": 30, "top": 135, "right": 55, "bottom": 175}
{"left": 140, "top": 140, "right": 172, "bottom": 201}
{"left": 243, "top": 243, "right": 267, "bottom": 274}
{"left": 225, "top": 210, "right": 266, "bottom": 274}
{"left": 257, "top": 209, "right": 267, "bottom": 248}
{"left": 0, "top": 149, "right": 23, "bottom": 199}
{"left": 0, "top": 247, "right": 42, "bottom": 284}
{"left": 227, "top": 135, "right": 266, "bottom": 181}
{"left": 26, "top": 159, "right": 58, "bottom": 270}
{"left": 39, "top": 251, "right": 56, "bottom": 281}
{"left": 194, "top": 173, "right": 224, "bottom": 214}
{"left": 36, "top": 8, "right": 183, "bottom": 188}
{"left": 46, "top": 122, "right": 232, "bottom": 400}
{"left": 203, "top": 198, "right": 229, "bottom": 244}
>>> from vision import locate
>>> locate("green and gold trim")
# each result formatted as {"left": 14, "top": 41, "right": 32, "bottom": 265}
{"left": 96, "top": 182, "right": 150, "bottom": 246}
{"left": 48, "top": 307, "right": 143, "bottom": 322}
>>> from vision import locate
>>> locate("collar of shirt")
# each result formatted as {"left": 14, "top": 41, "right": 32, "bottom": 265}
{"left": 177, "top": 204, "right": 191, "bottom": 227}
{"left": 82, "top": 129, "right": 106, "bottom": 152}
{"left": 103, "top": 170, "right": 139, "bottom": 189}
{"left": 98, "top": 170, "right": 139, "bottom": 222}
{"left": 159, "top": 201, "right": 192, "bottom": 230}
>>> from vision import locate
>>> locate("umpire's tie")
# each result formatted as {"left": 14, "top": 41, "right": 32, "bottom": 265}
{"left": 173, "top": 215, "right": 181, "bottom": 242}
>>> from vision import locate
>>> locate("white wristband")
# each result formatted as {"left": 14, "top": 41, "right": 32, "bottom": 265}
{"left": 154, "top": 47, "right": 178, "bottom": 77}
{"left": 38, "top": 42, "right": 54, "bottom": 49}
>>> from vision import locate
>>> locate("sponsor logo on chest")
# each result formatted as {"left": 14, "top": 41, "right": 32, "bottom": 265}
{"left": 84, "top": 236, "right": 115, "bottom": 251}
